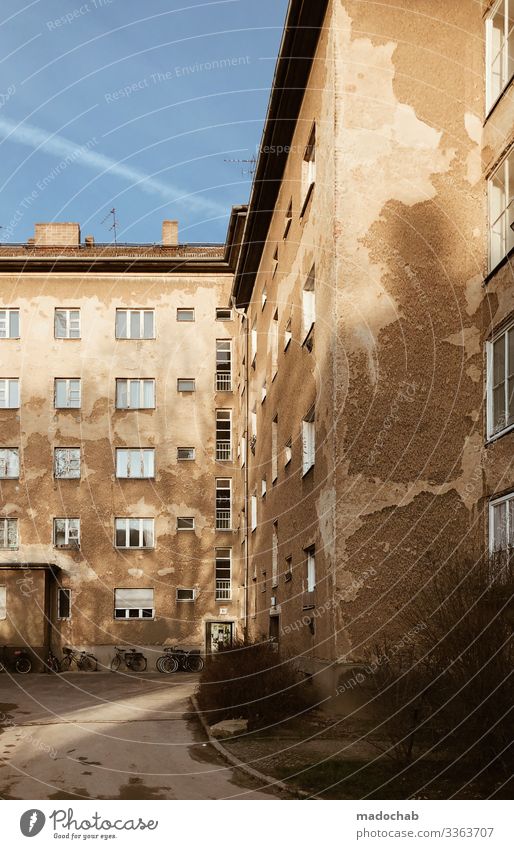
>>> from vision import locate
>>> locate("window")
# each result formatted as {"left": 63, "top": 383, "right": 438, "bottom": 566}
{"left": 0, "top": 448, "right": 19, "bottom": 479}
{"left": 486, "top": 0, "right": 514, "bottom": 111}
{"left": 116, "top": 379, "right": 155, "bottom": 409}
{"left": 301, "top": 124, "right": 316, "bottom": 211}
{"left": 54, "top": 448, "right": 80, "bottom": 479}
{"left": 116, "top": 448, "right": 154, "bottom": 479}
{"left": 261, "top": 379, "right": 267, "bottom": 403}
{"left": 302, "top": 407, "right": 316, "bottom": 475}
{"left": 284, "top": 439, "right": 292, "bottom": 467}
{"left": 305, "top": 546, "right": 316, "bottom": 592}
{"left": 285, "top": 555, "right": 293, "bottom": 582}
{"left": 177, "top": 378, "right": 195, "bottom": 392}
{"left": 215, "top": 548, "right": 232, "bottom": 600}
{"left": 216, "top": 409, "right": 232, "bottom": 460}
{"left": 115, "top": 518, "right": 154, "bottom": 549}
{"left": 262, "top": 287, "right": 267, "bottom": 310}
{"left": 55, "top": 309, "right": 80, "bottom": 339}
{"left": 116, "top": 309, "right": 154, "bottom": 339}
{"left": 240, "top": 436, "right": 246, "bottom": 467}
{"left": 0, "top": 518, "right": 17, "bottom": 549}
{"left": 114, "top": 588, "right": 154, "bottom": 619}
{"left": 283, "top": 199, "right": 292, "bottom": 239}
{"left": 177, "top": 517, "right": 195, "bottom": 531}
{"left": 0, "top": 586, "right": 5, "bottom": 619}
{"left": 216, "top": 340, "right": 232, "bottom": 391}
{"left": 261, "top": 477, "right": 267, "bottom": 497}
{"left": 284, "top": 317, "right": 292, "bottom": 351}
{"left": 0, "top": 379, "right": 19, "bottom": 408}
{"left": 272, "top": 523, "right": 278, "bottom": 588}
{"left": 216, "top": 308, "right": 232, "bottom": 321}
{"left": 250, "top": 406, "right": 257, "bottom": 448}
{"left": 57, "top": 588, "right": 71, "bottom": 620}
{"left": 177, "top": 308, "right": 195, "bottom": 322}
{"left": 487, "top": 323, "right": 514, "bottom": 437}
{"left": 490, "top": 491, "right": 514, "bottom": 550}
{"left": 177, "top": 447, "right": 195, "bottom": 461}
{"left": 55, "top": 378, "right": 81, "bottom": 409}
{"left": 251, "top": 494, "right": 257, "bottom": 531}
{"left": 54, "top": 518, "right": 80, "bottom": 549}
{"left": 176, "top": 588, "right": 196, "bottom": 602}
{"left": 272, "top": 416, "right": 278, "bottom": 483}
{"left": 272, "top": 247, "right": 279, "bottom": 277}
{"left": 302, "top": 265, "right": 316, "bottom": 341}
{"left": 0, "top": 309, "right": 19, "bottom": 339}
{"left": 216, "top": 478, "right": 232, "bottom": 530}
{"left": 271, "top": 310, "right": 279, "bottom": 378}
{"left": 489, "top": 150, "right": 514, "bottom": 270}
{"left": 251, "top": 319, "right": 257, "bottom": 365}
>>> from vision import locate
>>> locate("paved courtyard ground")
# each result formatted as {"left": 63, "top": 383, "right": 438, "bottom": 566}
{"left": 0, "top": 673, "right": 280, "bottom": 800}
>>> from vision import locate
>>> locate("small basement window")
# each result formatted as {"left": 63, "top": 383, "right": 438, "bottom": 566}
{"left": 176, "top": 588, "right": 196, "bottom": 602}
{"left": 216, "top": 308, "right": 232, "bottom": 321}
{"left": 177, "top": 517, "right": 195, "bottom": 531}
{"left": 177, "top": 447, "right": 195, "bottom": 460}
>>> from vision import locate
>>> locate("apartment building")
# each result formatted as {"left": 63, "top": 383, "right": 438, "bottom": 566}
{"left": 233, "top": 0, "right": 513, "bottom": 696}
{"left": 0, "top": 212, "right": 246, "bottom": 667}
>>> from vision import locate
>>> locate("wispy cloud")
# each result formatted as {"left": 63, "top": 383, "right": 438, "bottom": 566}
{"left": 0, "top": 115, "right": 226, "bottom": 216}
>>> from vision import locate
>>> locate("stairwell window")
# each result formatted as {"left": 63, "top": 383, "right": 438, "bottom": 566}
{"left": 116, "top": 448, "right": 154, "bottom": 479}
{"left": 486, "top": 0, "right": 514, "bottom": 112}
{"left": 490, "top": 491, "right": 514, "bottom": 552}
{"left": 216, "top": 340, "right": 232, "bottom": 391}
{"left": 215, "top": 548, "right": 232, "bottom": 600}
{"left": 55, "top": 309, "right": 80, "bottom": 339}
{"left": 216, "top": 409, "right": 232, "bottom": 460}
{"left": 115, "top": 518, "right": 154, "bottom": 549}
{"left": 272, "top": 416, "right": 278, "bottom": 483}
{"left": 284, "top": 317, "right": 292, "bottom": 351}
{"left": 54, "top": 518, "right": 80, "bottom": 549}
{"left": 55, "top": 379, "right": 80, "bottom": 409}
{"left": 0, "top": 379, "right": 19, "bottom": 409}
{"left": 251, "top": 494, "right": 257, "bottom": 531}
{"left": 116, "top": 309, "right": 155, "bottom": 339}
{"left": 488, "top": 150, "right": 514, "bottom": 270}
{"left": 271, "top": 310, "right": 279, "bottom": 378}
{"left": 0, "top": 448, "right": 19, "bottom": 479}
{"left": 302, "top": 266, "right": 316, "bottom": 343}
{"left": 306, "top": 546, "right": 316, "bottom": 592}
{"left": 0, "top": 309, "right": 20, "bottom": 339}
{"left": 487, "top": 321, "right": 514, "bottom": 438}
{"left": 272, "top": 523, "right": 279, "bottom": 588}
{"left": 283, "top": 199, "right": 292, "bottom": 239}
{"left": 114, "top": 588, "right": 154, "bottom": 619}
{"left": 116, "top": 379, "right": 155, "bottom": 409}
{"left": 302, "top": 407, "right": 316, "bottom": 475}
{"left": 216, "top": 478, "right": 232, "bottom": 530}
{"left": 251, "top": 319, "right": 257, "bottom": 365}
{"left": 0, "top": 518, "right": 18, "bottom": 549}
{"left": 54, "top": 448, "right": 80, "bottom": 479}
{"left": 301, "top": 124, "right": 316, "bottom": 213}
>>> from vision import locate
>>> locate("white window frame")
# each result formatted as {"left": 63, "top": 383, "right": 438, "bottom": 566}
{"left": 0, "top": 309, "right": 20, "bottom": 339}
{"left": 0, "top": 378, "right": 19, "bottom": 409}
{"left": 115, "top": 517, "right": 155, "bottom": 549}
{"left": 54, "top": 447, "right": 81, "bottom": 479}
{"left": 272, "top": 417, "right": 278, "bottom": 483}
{"left": 251, "top": 320, "right": 257, "bottom": 365}
{"left": 488, "top": 149, "right": 514, "bottom": 271}
{"left": 116, "top": 379, "right": 155, "bottom": 409}
{"left": 114, "top": 588, "right": 154, "bottom": 619}
{"left": 216, "top": 477, "right": 232, "bottom": 530}
{"left": 176, "top": 308, "right": 195, "bottom": 322}
{"left": 271, "top": 311, "right": 279, "bottom": 378}
{"left": 55, "top": 309, "right": 80, "bottom": 339}
{"left": 116, "top": 448, "right": 155, "bottom": 479}
{"left": 486, "top": 0, "right": 514, "bottom": 112}
{"left": 115, "top": 309, "right": 155, "bottom": 339}
{"left": 261, "top": 288, "right": 267, "bottom": 310}
{"left": 216, "top": 308, "right": 232, "bottom": 321}
{"left": 302, "top": 265, "right": 316, "bottom": 341}
{"left": 177, "top": 447, "right": 195, "bottom": 461}
{"left": 177, "top": 378, "right": 196, "bottom": 392}
{"left": 54, "top": 378, "right": 81, "bottom": 409}
{"left": 301, "top": 124, "right": 316, "bottom": 211}
{"left": 261, "top": 477, "right": 267, "bottom": 497}
{"left": 306, "top": 547, "right": 316, "bottom": 592}
{"left": 251, "top": 494, "right": 257, "bottom": 532}
{"left": 216, "top": 409, "right": 232, "bottom": 461}
{"left": 0, "top": 448, "right": 19, "bottom": 479}
{"left": 176, "top": 588, "right": 196, "bottom": 602}
{"left": 486, "top": 321, "right": 514, "bottom": 439}
{"left": 57, "top": 588, "right": 72, "bottom": 620}
{"left": 272, "top": 524, "right": 279, "bottom": 588}
{"left": 0, "top": 518, "right": 18, "bottom": 550}
{"left": 53, "top": 518, "right": 80, "bottom": 548}
{"left": 215, "top": 547, "right": 232, "bottom": 600}
{"left": 302, "top": 408, "right": 316, "bottom": 475}
{"left": 284, "top": 317, "right": 292, "bottom": 351}
{"left": 489, "top": 491, "right": 514, "bottom": 551}
{"left": 216, "top": 340, "right": 232, "bottom": 391}
{"left": 177, "top": 517, "right": 195, "bottom": 531}
{"left": 284, "top": 440, "right": 292, "bottom": 467}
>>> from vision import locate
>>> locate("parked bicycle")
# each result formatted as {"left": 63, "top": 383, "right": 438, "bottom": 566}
{"left": 156, "top": 646, "right": 204, "bottom": 674}
{"left": 110, "top": 646, "right": 147, "bottom": 672}
{"left": 45, "top": 649, "right": 61, "bottom": 673}
{"left": 0, "top": 645, "right": 32, "bottom": 674}
{"left": 60, "top": 645, "right": 98, "bottom": 672}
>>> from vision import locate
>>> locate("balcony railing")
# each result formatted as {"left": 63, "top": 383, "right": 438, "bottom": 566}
{"left": 302, "top": 590, "right": 315, "bottom": 610}
{"left": 215, "top": 579, "right": 232, "bottom": 601}
{"left": 216, "top": 440, "right": 232, "bottom": 461}
{"left": 216, "top": 509, "right": 232, "bottom": 530}
{"left": 216, "top": 372, "right": 232, "bottom": 391}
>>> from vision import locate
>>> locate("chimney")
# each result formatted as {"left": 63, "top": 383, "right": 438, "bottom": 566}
{"left": 34, "top": 223, "right": 80, "bottom": 247}
{"left": 84, "top": 235, "right": 95, "bottom": 247}
{"left": 162, "top": 220, "right": 178, "bottom": 246}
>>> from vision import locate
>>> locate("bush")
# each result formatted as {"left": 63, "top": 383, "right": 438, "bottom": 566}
{"left": 196, "top": 640, "right": 314, "bottom": 728}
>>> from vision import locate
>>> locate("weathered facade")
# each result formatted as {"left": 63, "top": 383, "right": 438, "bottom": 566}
{"left": 233, "top": 0, "right": 513, "bottom": 697}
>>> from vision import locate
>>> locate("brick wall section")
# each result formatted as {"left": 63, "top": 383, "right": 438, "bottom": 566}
{"left": 34, "top": 223, "right": 81, "bottom": 246}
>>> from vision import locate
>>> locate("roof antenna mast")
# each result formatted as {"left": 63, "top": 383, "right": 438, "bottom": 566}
{"left": 101, "top": 208, "right": 118, "bottom": 246}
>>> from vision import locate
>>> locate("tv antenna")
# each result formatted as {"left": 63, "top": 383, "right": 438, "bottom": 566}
{"left": 101, "top": 207, "right": 119, "bottom": 245}
{"left": 224, "top": 155, "right": 257, "bottom": 177}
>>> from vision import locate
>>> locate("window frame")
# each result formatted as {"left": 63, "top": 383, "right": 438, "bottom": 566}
{"left": 302, "top": 407, "right": 316, "bottom": 476}
{"left": 114, "top": 517, "right": 155, "bottom": 549}
{"left": 0, "top": 378, "right": 19, "bottom": 409}
{"left": 177, "top": 308, "right": 195, "bottom": 322}
{"left": 0, "top": 585, "right": 6, "bottom": 620}
{"left": 489, "top": 490, "right": 514, "bottom": 561}
{"left": 485, "top": 0, "right": 514, "bottom": 113}
{"left": 305, "top": 546, "right": 316, "bottom": 592}
{"left": 115, "top": 447, "right": 155, "bottom": 479}
{"left": 215, "top": 547, "right": 232, "bottom": 601}
{"left": 176, "top": 587, "right": 196, "bottom": 602}
{"left": 114, "top": 587, "right": 155, "bottom": 620}
{"left": 57, "top": 588, "right": 72, "bottom": 620}
{"left": 0, "top": 309, "right": 20, "bottom": 339}
{"left": 177, "top": 447, "right": 195, "bottom": 461}
{"left": 0, "top": 517, "right": 18, "bottom": 550}
{"left": 177, "top": 378, "right": 196, "bottom": 393}
{"left": 53, "top": 517, "right": 80, "bottom": 549}
{"left": 0, "top": 447, "right": 19, "bottom": 479}
{"left": 216, "top": 308, "right": 232, "bottom": 321}
{"left": 301, "top": 124, "right": 316, "bottom": 214}
{"left": 488, "top": 149, "right": 514, "bottom": 272}
{"left": 215, "top": 477, "right": 232, "bottom": 530}
{"left": 486, "top": 320, "right": 514, "bottom": 439}
{"left": 55, "top": 308, "right": 81, "bottom": 339}
{"left": 54, "top": 447, "right": 81, "bottom": 479}
{"left": 215, "top": 409, "right": 232, "bottom": 461}
{"left": 115, "top": 378, "right": 155, "bottom": 410}
{"left": 54, "top": 378, "right": 81, "bottom": 409}
{"left": 115, "top": 309, "right": 155, "bottom": 340}
{"left": 177, "top": 516, "right": 195, "bottom": 531}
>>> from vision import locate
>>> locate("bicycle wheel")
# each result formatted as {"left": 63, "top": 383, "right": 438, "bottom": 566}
{"left": 15, "top": 656, "right": 32, "bottom": 674}
{"left": 187, "top": 655, "right": 204, "bottom": 673}
{"left": 60, "top": 656, "right": 72, "bottom": 672}
{"left": 162, "top": 655, "right": 179, "bottom": 674}
{"left": 79, "top": 654, "right": 97, "bottom": 672}
{"left": 47, "top": 656, "right": 60, "bottom": 673}
{"left": 156, "top": 656, "right": 167, "bottom": 673}
{"left": 130, "top": 655, "right": 147, "bottom": 672}
{"left": 110, "top": 655, "right": 121, "bottom": 672}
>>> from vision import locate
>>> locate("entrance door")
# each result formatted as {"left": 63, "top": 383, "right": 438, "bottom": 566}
{"left": 207, "top": 622, "right": 233, "bottom": 653}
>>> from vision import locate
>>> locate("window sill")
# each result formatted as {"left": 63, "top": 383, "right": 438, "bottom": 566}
{"left": 484, "top": 74, "right": 514, "bottom": 124}
{"left": 485, "top": 421, "right": 514, "bottom": 445}
{"left": 484, "top": 245, "right": 514, "bottom": 284}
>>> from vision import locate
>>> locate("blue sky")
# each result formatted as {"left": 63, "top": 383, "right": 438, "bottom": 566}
{"left": 0, "top": 0, "right": 288, "bottom": 244}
